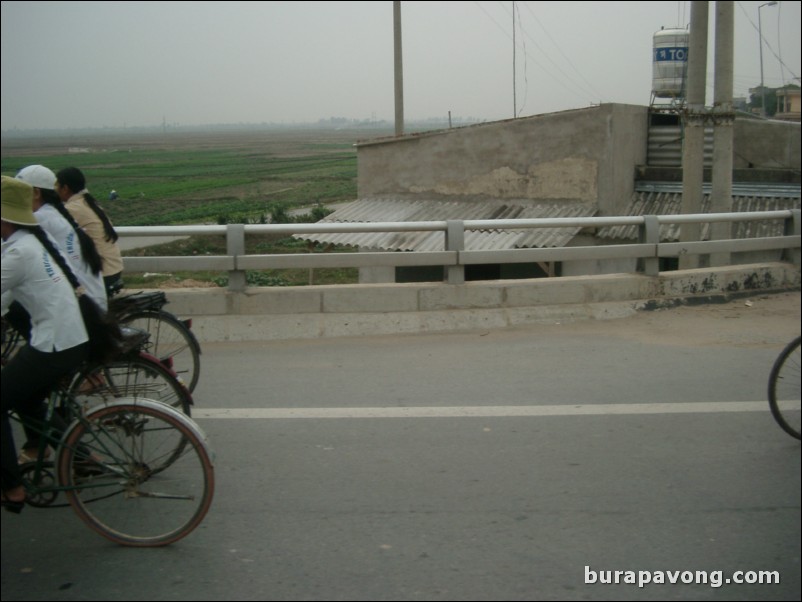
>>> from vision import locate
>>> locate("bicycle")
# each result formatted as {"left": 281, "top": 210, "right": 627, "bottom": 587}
{"left": 109, "top": 290, "right": 202, "bottom": 393}
{"left": 69, "top": 343, "right": 194, "bottom": 417}
{"left": 768, "top": 335, "right": 801, "bottom": 440}
{"left": 4, "top": 321, "right": 193, "bottom": 417}
{"left": 8, "top": 367, "right": 215, "bottom": 546}
{"left": 3, "top": 289, "right": 202, "bottom": 393}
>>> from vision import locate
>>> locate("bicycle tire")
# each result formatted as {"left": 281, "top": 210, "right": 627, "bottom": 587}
{"left": 119, "top": 310, "right": 201, "bottom": 392}
{"left": 58, "top": 398, "right": 215, "bottom": 547}
{"left": 768, "top": 335, "right": 801, "bottom": 440}
{"left": 68, "top": 353, "right": 192, "bottom": 417}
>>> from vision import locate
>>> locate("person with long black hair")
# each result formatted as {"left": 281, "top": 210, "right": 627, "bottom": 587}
{"left": 55, "top": 167, "right": 124, "bottom": 297}
{"left": 16, "top": 165, "right": 107, "bottom": 311}
{"left": 1, "top": 176, "right": 120, "bottom": 513}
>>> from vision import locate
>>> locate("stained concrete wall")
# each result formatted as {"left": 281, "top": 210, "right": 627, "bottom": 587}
{"left": 356, "top": 105, "right": 800, "bottom": 214}
{"left": 161, "top": 263, "right": 799, "bottom": 342}
{"left": 356, "top": 104, "right": 649, "bottom": 216}
{"left": 733, "top": 119, "right": 801, "bottom": 170}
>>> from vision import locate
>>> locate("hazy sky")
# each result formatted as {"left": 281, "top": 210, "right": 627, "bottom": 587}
{"left": 1, "top": 1, "right": 800, "bottom": 130}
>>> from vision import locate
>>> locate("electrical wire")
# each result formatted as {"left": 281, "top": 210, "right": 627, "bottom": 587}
{"left": 475, "top": 1, "right": 600, "bottom": 106}
{"left": 736, "top": 1, "right": 799, "bottom": 84}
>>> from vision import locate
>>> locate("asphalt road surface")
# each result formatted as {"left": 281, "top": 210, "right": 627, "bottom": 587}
{"left": 2, "top": 291, "right": 800, "bottom": 601}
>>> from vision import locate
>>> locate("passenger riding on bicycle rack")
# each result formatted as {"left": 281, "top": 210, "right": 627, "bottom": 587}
{"left": 54, "top": 167, "right": 124, "bottom": 298}
{"left": 1, "top": 176, "right": 122, "bottom": 514}
{"left": 16, "top": 164, "right": 107, "bottom": 313}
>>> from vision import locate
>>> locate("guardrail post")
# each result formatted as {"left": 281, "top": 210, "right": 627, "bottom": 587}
{"left": 785, "top": 209, "right": 801, "bottom": 267}
{"left": 638, "top": 215, "right": 660, "bottom": 277}
{"left": 227, "top": 224, "right": 247, "bottom": 292}
{"left": 445, "top": 220, "right": 465, "bottom": 284}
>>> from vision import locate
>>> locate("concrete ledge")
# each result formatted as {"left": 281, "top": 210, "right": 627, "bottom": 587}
{"left": 153, "top": 263, "right": 800, "bottom": 342}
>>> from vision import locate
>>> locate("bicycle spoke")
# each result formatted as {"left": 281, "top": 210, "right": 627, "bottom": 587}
{"left": 59, "top": 402, "right": 214, "bottom": 546}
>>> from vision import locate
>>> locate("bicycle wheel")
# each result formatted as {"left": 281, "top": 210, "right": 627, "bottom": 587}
{"left": 58, "top": 398, "right": 215, "bottom": 547}
{"left": 69, "top": 353, "right": 192, "bottom": 417}
{"left": 120, "top": 310, "right": 201, "bottom": 393}
{"left": 768, "top": 336, "right": 801, "bottom": 440}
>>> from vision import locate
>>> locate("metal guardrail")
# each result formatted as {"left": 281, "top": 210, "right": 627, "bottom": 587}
{"left": 118, "top": 210, "right": 801, "bottom": 292}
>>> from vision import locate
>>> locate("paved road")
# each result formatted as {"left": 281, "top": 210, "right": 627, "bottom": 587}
{"left": 2, "top": 292, "right": 800, "bottom": 601}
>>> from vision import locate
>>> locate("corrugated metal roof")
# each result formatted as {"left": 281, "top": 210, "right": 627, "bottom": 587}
{"left": 294, "top": 198, "right": 598, "bottom": 251}
{"left": 597, "top": 189, "right": 801, "bottom": 241}
{"left": 635, "top": 181, "right": 802, "bottom": 198}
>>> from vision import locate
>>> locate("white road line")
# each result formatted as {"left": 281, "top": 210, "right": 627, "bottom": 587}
{"left": 192, "top": 401, "right": 786, "bottom": 419}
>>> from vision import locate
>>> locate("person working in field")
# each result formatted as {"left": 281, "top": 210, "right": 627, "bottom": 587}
{"left": 54, "top": 167, "right": 124, "bottom": 297}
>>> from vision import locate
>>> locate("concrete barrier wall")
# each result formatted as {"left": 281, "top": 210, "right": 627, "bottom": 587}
{"left": 155, "top": 263, "right": 800, "bottom": 342}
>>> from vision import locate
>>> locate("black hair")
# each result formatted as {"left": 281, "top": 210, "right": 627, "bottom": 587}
{"left": 21, "top": 225, "right": 122, "bottom": 363}
{"left": 56, "top": 167, "right": 119, "bottom": 243}
{"left": 40, "top": 188, "right": 104, "bottom": 276}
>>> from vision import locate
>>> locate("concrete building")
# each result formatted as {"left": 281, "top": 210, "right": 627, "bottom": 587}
{"left": 299, "top": 103, "right": 800, "bottom": 282}
{"left": 775, "top": 86, "right": 801, "bottom": 122}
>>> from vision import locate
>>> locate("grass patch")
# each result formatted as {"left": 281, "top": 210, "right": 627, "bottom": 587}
{"left": 122, "top": 233, "right": 360, "bottom": 287}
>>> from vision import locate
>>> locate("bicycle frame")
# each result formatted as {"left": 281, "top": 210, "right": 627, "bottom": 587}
{"left": 13, "top": 388, "right": 216, "bottom": 536}
{"left": 13, "top": 386, "right": 128, "bottom": 506}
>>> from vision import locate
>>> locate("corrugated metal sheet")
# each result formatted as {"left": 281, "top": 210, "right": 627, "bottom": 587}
{"left": 647, "top": 125, "right": 714, "bottom": 167}
{"left": 635, "top": 181, "right": 802, "bottom": 198}
{"left": 294, "top": 198, "right": 598, "bottom": 251}
{"left": 597, "top": 189, "right": 801, "bottom": 242}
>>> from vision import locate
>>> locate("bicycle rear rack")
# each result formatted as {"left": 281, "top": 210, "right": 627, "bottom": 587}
{"left": 110, "top": 291, "right": 168, "bottom": 314}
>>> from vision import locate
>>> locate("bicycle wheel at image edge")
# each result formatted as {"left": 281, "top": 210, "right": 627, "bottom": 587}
{"left": 768, "top": 336, "right": 801, "bottom": 440}
{"left": 121, "top": 310, "right": 201, "bottom": 393}
{"left": 57, "top": 398, "right": 215, "bottom": 547}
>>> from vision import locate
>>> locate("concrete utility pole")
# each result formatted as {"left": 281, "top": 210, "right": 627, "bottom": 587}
{"left": 394, "top": 1, "right": 404, "bottom": 137}
{"left": 513, "top": 1, "right": 517, "bottom": 118}
{"left": 710, "top": 1, "right": 735, "bottom": 267}
{"left": 680, "top": 1, "right": 709, "bottom": 270}
{"left": 758, "top": 1, "right": 778, "bottom": 117}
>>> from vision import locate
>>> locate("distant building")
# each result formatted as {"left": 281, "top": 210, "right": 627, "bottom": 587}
{"left": 733, "top": 97, "right": 749, "bottom": 113}
{"left": 775, "top": 86, "right": 801, "bottom": 122}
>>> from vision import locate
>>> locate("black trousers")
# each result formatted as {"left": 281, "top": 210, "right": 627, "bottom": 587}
{"left": 1, "top": 342, "right": 88, "bottom": 491}
{"left": 104, "top": 272, "right": 123, "bottom": 297}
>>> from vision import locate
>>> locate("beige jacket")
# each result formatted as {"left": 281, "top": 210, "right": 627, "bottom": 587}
{"left": 64, "top": 192, "right": 124, "bottom": 277}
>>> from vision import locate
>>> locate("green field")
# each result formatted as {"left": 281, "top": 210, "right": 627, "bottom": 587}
{"left": 0, "top": 128, "right": 378, "bottom": 225}
{"left": 1, "top": 127, "right": 391, "bottom": 286}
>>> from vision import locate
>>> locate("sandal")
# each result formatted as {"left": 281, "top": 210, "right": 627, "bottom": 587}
{"left": 18, "top": 447, "right": 51, "bottom": 464}
{"left": 1, "top": 491, "right": 25, "bottom": 514}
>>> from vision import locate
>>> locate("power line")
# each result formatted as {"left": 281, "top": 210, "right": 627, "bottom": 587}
{"left": 475, "top": 1, "right": 600, "bottom": 106}
{"left": 495, "top": 1, "right": 601, "bottom": 100}
{"left": 735, "top": 1, "right": 799, "bottom": 84}
{"left": 520, "top": 1, "right": 604, "bottom": 99}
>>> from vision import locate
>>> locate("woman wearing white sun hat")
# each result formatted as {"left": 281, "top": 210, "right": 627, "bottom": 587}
{"left": 16, "top": 164, "right": 107, "bottom": 311}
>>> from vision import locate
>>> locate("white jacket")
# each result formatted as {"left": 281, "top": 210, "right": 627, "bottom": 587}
{"left": 1, "top": 229, "right": 88, "bottom": 353}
